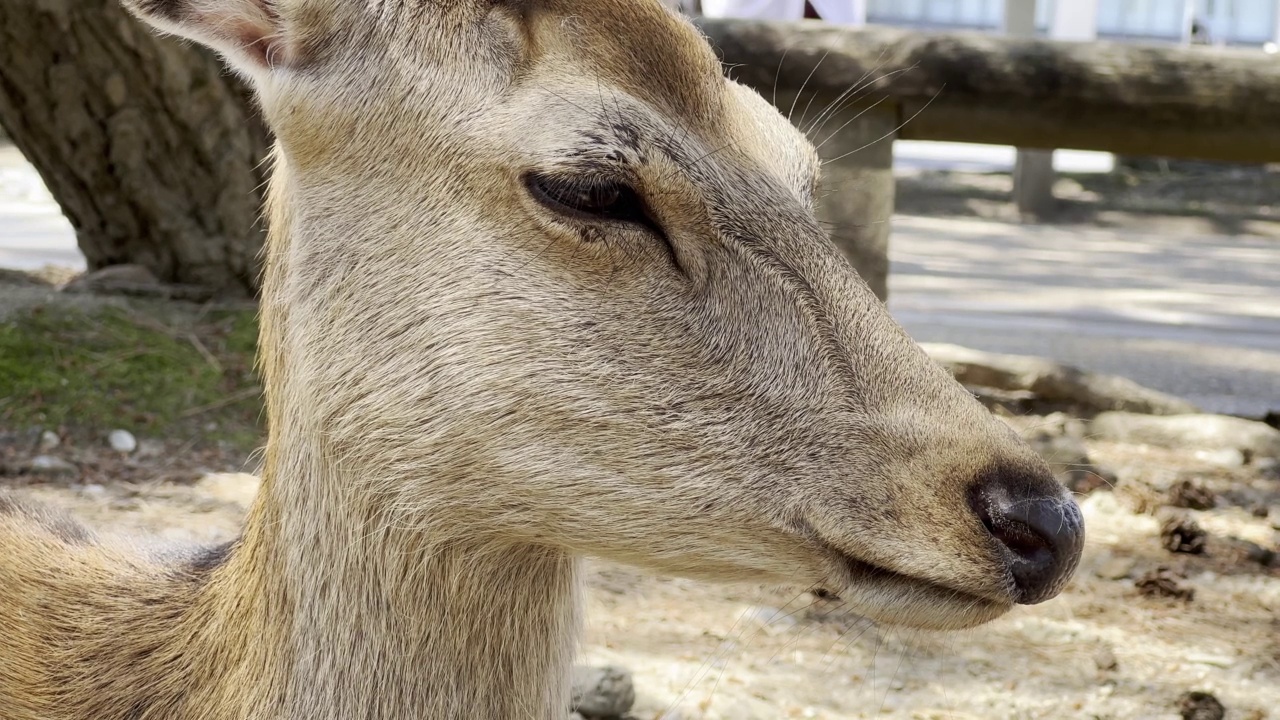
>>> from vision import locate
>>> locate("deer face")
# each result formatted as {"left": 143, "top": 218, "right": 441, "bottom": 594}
{"left": 124, "top": 0, "right": 1082, "bottom": 630}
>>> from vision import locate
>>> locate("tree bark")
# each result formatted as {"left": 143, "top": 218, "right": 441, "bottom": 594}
{"left": 0, "top": 0, "right": 269, "bottom": 295}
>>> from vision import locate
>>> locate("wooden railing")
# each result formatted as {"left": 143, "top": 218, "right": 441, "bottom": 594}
{"left": 696, "top": 19, "right": 1280, "bottom": 163}
{"left": 692, "top": 19, "right": 1280, "bottom": 298}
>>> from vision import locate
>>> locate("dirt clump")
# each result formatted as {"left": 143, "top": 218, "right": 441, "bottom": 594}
{"left": 1178, "top": 690, "right": 1225, "bottom": 720}
{"left": 1136, "top": 565, "right": 1196, "bottom": 601}
{"left": 1169, "top": 479, "right": 1217, "bottom": 510}
{"left": 1161, "top": 514, "right": 1208, "bottom": 554}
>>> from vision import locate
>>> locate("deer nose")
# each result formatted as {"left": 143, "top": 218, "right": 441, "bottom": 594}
{"left": 969, "top": 471, "right": 1085, "bottom": 605}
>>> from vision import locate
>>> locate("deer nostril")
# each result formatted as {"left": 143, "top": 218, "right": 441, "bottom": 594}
{"left": 970, "top": 472, "right": 1085, "bottom": 605}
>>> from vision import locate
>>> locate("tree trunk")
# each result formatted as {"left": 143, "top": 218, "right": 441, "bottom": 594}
{"left": 0, "top": 0, "right": 269, "bottom": 296}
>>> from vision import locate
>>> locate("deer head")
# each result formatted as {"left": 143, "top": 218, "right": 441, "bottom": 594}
{"left": 124, "top": 0, "right": 1083, "bottom": 631}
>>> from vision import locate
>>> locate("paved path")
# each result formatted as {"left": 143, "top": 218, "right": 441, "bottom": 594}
{"left": 2, "top": 144, "right": 1277, "bottom": 417}
{"left": 888, "top": 215, "right": 1280, "bottom": 417}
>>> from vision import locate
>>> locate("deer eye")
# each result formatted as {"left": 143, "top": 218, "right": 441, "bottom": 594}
{"left": 525, "top": 173, "right": 650, "bottom": 227}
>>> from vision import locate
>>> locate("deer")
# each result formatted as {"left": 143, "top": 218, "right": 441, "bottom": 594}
{"left": 0, "top": 0, "right": 1085, "bottom": 718}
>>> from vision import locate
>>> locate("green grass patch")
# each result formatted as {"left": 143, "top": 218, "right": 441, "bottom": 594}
{"left": 0, "top": 301, "right": 263, "bottom": 449}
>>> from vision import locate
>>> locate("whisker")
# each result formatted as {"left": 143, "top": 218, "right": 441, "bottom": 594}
{"left": 822, "top": 86, "right": 947, "bottom": 166}
{"left": 788, "top": 47, "right": 832, "bottom": 125}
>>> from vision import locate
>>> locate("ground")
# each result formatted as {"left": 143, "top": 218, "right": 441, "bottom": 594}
{"left": 0, "top": 280, "right": 1276, "bottom": 720}
{"left": 4, "top": 438, "right": 1278, "bottom": 720}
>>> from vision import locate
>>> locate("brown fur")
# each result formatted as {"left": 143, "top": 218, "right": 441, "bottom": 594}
{"left": 0, "top": 0, "right": 1078, "bottom": 718}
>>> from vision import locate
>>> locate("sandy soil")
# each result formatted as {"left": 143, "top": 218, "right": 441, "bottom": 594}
{"left": 3, "top": 436, "right": 1276, "bottom": 720}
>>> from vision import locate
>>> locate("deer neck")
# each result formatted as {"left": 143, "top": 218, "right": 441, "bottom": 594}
{"left": 195, "top": 398, "right": 583, "bottom": 720}
{"left": 203, "top": 445, "right": 581, "bottom": 712}
{"left": 193, "top": 159, "right": 584, "bottom": 719}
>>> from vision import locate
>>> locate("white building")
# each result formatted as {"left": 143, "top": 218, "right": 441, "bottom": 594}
{"left": 867, "top": 0, "right": 1278, "bottom": 47}
{"left": 694, "top": 0, "right": 1280, "bottom": 47}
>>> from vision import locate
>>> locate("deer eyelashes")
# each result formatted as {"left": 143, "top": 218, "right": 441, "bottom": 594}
{"left": 524, "top": 173, "right": 652, "bottom": 228}
{"left": 523, "top": 171, "right": 683, "bottom": 272}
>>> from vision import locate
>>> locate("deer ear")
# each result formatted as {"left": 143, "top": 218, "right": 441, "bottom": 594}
{"left": 124, "top": 0, "right": 293, "bottom": 75}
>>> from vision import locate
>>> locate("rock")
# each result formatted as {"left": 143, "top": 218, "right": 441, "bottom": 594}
{"left": 1089, "top": 412, "right": 1280, "bottom": 460}
{"left": 62, "top": 264, "right": 161, "bottom": 293}
{"left": 38, "top": 430, "right": 60, "bottom": 452}
{"left": 60, "top": 264, "right": 216, "bottom": 301}
{"left": 1168, "top": 479, "right": 1216, "bottom": 510}
{"left": 1178, "top": 690, "right": 1225, "bottom": 720}
{"left": 1136, "top": 566, "right": 1195, "bottom": 601}
{"left": 108, "top": 429, "right": 138, "bottom": 454}
{"left": 922, "top": 343, "right": 1199, "bottom": 416}
{"left": 1161, "top": 515, "right": 1207, "bottom": 555}
{"left": 570, "top": 665, "right": 635, "bottom": 719}
{"left": 26, "top": 455, "right": 78, "bottom": 477}
{"left": 569, "top": 714, "right": 586, "bottom": 720}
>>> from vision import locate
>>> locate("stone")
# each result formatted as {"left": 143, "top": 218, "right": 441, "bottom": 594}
{"left": 1160, "top": 515, "right": 1207, "bottom": 555}
{"left": 922, "top": 344, "right": 1199, "bottom": 416}
{"left": 1168, "top": 479, "right": 1216, "bottom": 510}
{"left": 26, "top": 455, "right": 77, "bottom": 477}
{"left": 108, "top": 429, "right": 138, "bottom": 453}
{"left": 570, "top": 665, "right": 635, "bottom": 719}
{"left": 1090, "top": 412, "right": 1280, "bottom": 460}
{"left": 1178, "top": 690, "right": 1225, "bottom": 720}
{"left": 38, "top": 430, "right": 60, "bottom": 451}
{"left": 1136, "top": 566, "right": 1195, "bottom": 601}
{"left": 62, "top": 264, "right": 161, "bottom": 294}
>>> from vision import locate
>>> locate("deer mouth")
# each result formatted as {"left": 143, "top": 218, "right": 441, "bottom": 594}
{"left": 812, "top": 542, "right": 1015, "bottom": 631}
